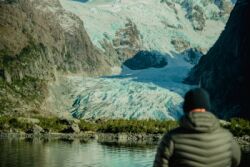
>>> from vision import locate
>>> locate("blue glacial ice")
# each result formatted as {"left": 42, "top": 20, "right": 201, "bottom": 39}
{"left": 68, "top": 52, "right": 198, "bottom": 120}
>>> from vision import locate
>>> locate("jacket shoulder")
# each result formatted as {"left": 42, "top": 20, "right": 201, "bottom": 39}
{"left": 162, "top": 127, "right": 183, "bottom": 137}
{"left": 216, "top": 126, "right": 234, "bottom": 138}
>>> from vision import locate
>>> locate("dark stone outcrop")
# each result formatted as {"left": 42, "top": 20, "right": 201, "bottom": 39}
{"left": 123, "top": 51, "right": 167, "bottom": 70}
{"left": 171, "top": 38, "right": 191, "bottom": 52}
{"left": 185, "top": 0, "right": 250, "bottom": 120}
{"left": 183, "top": 48, "right": 203, "bottom": 65}
{"left": 61, "top": 123, "right": 80, "bottom": 134}
{"left": 26, "top": 124, "right": 44, "bottom": 134}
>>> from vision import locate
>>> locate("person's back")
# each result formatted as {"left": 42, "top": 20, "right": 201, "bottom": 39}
{"left": 153, "top": 88, "right": 241, "bottom": 167}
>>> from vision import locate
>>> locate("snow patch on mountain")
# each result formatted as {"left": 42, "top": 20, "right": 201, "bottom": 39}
{"left": 59, "top": 0, "right": 232, "bottom": 53}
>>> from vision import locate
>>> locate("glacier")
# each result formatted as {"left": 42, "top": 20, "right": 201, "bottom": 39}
{"left": 48, "top": 52, "right": 199, "bottom": 120}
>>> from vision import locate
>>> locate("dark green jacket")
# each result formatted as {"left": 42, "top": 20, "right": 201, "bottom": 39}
{"left": 153, "top": 112, "right": 241, "bottom": 167}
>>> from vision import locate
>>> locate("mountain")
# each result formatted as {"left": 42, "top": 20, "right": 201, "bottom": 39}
{"left": 0, "top": 0, "right": 111, "bottom": 115}
{"left": 0, "top": 0, "right": 236, "bottom": 120}
{"left": 60, "top": 0, "right": 234, "bottom": 58}
{"left": 185, "top": 0, "right": 250, "bottom": 120}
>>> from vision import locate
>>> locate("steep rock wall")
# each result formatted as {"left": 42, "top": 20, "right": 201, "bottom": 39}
{"left": 185, "top": 0, "right": 250, "bottom": 120}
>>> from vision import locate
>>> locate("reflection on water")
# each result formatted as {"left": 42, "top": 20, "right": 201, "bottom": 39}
{"left": 0, "top": 139, "right": 156, "bottom": 167}
{"left": 0, "top": 139, "right": 249, "bottom": 167}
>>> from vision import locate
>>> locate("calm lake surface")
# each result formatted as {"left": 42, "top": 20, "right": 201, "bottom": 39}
{"left": 0, "top": 139, "right": 157, "bottom": 167}
{"left": 1, "top": 138, "right": 249, "bottom": 167}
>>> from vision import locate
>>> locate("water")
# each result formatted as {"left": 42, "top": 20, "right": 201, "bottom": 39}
{"left": 1, "top": 139, "right": 249, "bottom": 167}
{"left": 72, "top": 0, "right": 89, "bottom": 3}
{"left": 0, "top": 139, "right": 156, "bottom": 167}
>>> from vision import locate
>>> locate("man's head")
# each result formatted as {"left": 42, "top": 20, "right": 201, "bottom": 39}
{"left": 183, "top": 88, "right": 211, "bottom": 113}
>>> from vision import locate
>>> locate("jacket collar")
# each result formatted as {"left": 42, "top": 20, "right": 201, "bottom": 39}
{"left": 180, "top": 111, "right": 220, "bottom": 132}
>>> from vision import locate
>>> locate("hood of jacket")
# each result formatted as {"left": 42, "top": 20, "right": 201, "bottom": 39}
{"left": 180, "top": 111, "right": 220, "bottom": 133}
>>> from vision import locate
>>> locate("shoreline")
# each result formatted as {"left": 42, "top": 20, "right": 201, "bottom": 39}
{"left": 0, "top": 132, "right": 162, "bottom": 145}
{"left": 1, "top": 132, "right": 250, "bottom": 149}
{"left": 1, "top": 116, "right": 249, "bottom": 149}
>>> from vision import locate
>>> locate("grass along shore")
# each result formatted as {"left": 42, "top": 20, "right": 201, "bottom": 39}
{"left": 0, "top": 116, "right": 249, "bottom": 144}
{"left": 0, "top": 115, "right": 249, "bottom": 136}
{"left": 0, "top": 116, "right": 179, "bottom": 134}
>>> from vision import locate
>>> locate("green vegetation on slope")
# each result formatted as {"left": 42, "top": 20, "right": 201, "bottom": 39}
{"left": 0, "top": 116, "right": 32, "bottom": 132}
{"left": 0, "top": 43, "right": 49, "bottom": 115}
{"left": 0, "top": 76, "right": 47, "bottom": 115}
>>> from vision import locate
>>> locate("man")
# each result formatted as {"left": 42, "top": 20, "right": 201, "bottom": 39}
{"left": 153, "top": 88, "right": 241, "bottom": 167}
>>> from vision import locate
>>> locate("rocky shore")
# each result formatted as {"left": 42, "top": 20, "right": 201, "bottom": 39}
{"left": 1, "top": 131, "right": 249, "bottom": 149}
{"left": 0, "top": 131, "right": 161, "bottom": 144}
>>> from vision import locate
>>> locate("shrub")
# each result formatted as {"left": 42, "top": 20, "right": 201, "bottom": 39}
{"left": 0, "top": 116, "right": 33, "bottom": 131}
{"left": 37, "top": 117, "right": 68, "bottom": 132}
{"left": 0, "top": 116, "right": 11, "bottom": 130}
{"left": 78, "top": 120, "right": 97, "bottom": 132}
{"left": 9, "top": 118, "right": 33, "bottom": 131}
{"left": 223, "top": 118, "right": 250, "bottom": 137}
{"left": 97, "top": 119, "right": 178, "bottom": 134}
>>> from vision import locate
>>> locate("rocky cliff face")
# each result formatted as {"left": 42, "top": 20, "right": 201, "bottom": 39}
{"left": 185, "top": 0, "right": 250, "bottom": 120}
{"left": 0, "top": 0, "right": 111, "bottom": 115}
{"left": 100, "top": 19, "right": 143, "bottom": 66}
